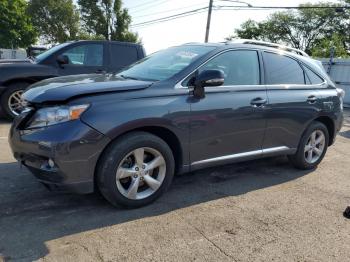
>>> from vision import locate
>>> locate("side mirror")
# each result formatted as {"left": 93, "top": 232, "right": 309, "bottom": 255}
{"left": 56, "top": 55, "right": 69, "bottom": 66}
{"left": 193, "top": 69, "right": 224, "bottom": 98}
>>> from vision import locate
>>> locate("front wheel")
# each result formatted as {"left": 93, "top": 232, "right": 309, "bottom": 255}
{"left": 288, "top": 121, "right": 329, "bottom": 170}
{"left": 97, "top": 132, "right": 175, "bottom": 208}
{"left": 0, "top": 82, "right": 30, "bottom": 119}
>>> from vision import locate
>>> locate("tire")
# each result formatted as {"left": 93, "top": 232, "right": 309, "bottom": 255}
{"left": 0, "top": 82, "right": 30, "bottom": 120}
{"left": 288, "top": 121, "right": 329, "bottom": 170}
{"left": 97, "top": 131, "right": 175, "bottom": 208}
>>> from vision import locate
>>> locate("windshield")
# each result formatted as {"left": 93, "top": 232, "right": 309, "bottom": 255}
{"left": 117, "top": 45, "right": 216, "bottom": 81}
{"left": 35, "top": 42, "right": 71, "bottom": 63}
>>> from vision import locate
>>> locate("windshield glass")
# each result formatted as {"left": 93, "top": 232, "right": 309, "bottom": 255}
{"left": 35, "top": 42, "right": 71, "bottom": 63}
{"left": 117, "top": 45, "right": 216, "bottom": 81}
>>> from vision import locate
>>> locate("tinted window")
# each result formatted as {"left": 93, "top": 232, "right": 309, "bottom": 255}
{"left": 110, "top": 44, "right": 138, "bottom": 70}
{"left": 62, "top": 44, "right": 103, "bottom": 66}
{"left": 263, "top": 52, "right": 305, "bottom": 85}
{"left": 198, "top": 50, "right": 260, "bottom": 85}
{"left": 304, "top": 66, "right": 324, "bottom": 84}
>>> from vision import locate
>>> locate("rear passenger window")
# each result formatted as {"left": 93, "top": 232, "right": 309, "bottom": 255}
{"left": 263, "top": 52, "right": 305, "bottom": 85}
{"left": 303, "top": 66, "right": 324, "bottom": 84}
{"left": 199, "top": 50, "right": 260, "bottom": 85}
{"left": 110, "top": 44, "right": 138, "bottom": 71}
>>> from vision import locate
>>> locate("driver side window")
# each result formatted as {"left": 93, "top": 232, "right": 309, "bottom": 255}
{"left": 61, "top": 44, "right": 103, "bottom": 66}
{"left": 185, "top": 50, "right": 260, "bottom": 87}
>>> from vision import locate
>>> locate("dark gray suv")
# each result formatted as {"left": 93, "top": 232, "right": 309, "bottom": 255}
{"left": 9, "top": 41, "right": 344, "bottom": 208}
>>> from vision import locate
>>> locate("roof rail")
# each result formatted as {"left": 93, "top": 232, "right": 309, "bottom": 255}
{"left": 227, "top": 39, "right": 309, "bottom": 57}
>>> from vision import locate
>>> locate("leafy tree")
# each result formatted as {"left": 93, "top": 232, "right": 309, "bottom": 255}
{"left": 311, "top": 34, "right": 349, "bottom": 57}
{"left": 78, "top": 0, "right": 139, "bottom": 43}
{"left": 0, "top": 0, "right": 37, "bottom": 48}
{"left": 228, "top": 2, "right": 349, "bottom": 56}
{"left": 27, "top": 0, "right": 80, "bottom": 44}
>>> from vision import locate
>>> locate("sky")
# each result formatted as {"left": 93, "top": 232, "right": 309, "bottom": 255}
{"left": 122, "top": 0, "right": 340, "bottom": 54}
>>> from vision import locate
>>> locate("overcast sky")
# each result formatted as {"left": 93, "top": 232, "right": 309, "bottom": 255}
{"left": 82, "top": 0, "right": 340, "bottom": 53}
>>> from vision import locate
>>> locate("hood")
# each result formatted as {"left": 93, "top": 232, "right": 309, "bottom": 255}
{"left": 23, "top": 73, "right": 153, "bottom": 104}
{"left": 0, "top": 58, "right": 32, "bottom": 64}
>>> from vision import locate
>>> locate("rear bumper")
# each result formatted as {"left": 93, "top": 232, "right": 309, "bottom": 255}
{"left": 9, "top": 113, "right": 111, "bottom": 194}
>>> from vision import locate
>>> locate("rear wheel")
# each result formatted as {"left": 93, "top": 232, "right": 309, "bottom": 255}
{"left": 288, "top": 121, "right": 329, "bottom": 170}
{"left": 97, "top": 132, "right": 175, "bottom": 208}
{"left": 0, "top": 82, "right": 30, "bottom": 119}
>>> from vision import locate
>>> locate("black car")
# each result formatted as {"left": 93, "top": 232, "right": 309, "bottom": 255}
{"left": 0, "top": 40, "right": 145, "bottom": 119}
{"left": 9, "top": 41, "right": 344, "bottom": 208}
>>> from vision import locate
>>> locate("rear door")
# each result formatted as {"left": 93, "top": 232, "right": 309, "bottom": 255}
{"left": 262, "top": 51, "right": 325, "bottom": 150}
{"left": 57, "top": 42, "right": 106, "bottom": 75}
{"left": 189, "top": 49, "right": 268, "bottom": 168}
{"left": 108, "top": 43, "right": 139, "bottom": 73}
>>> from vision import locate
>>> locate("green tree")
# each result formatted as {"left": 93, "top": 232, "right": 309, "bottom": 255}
{"left": 228, "top": 2, "right": 349, "bottom": 56}
{"left": 311, "top": 34, "right": 349, "bottom": 57}
{"left": 27, "top": 0, "right": 80, "bottom": 44}
{"left": 0, "top": 0, "right": 37, "bottom": 48}
{"left": 78, "top": 0, "right": 139, "bottom": 43}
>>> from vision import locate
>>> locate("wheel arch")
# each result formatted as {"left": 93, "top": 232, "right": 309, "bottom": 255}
{"left": 94, "top": 125, "right": 185, "bottom": 190}
{"left": 3, "top": 77, "right": 38, "bottom": 87}
{"left": 313, "top": 115, "right": 335, "bottom": 145}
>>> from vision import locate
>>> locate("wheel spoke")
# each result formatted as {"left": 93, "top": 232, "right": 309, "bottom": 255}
{"left": 310, "top": 132, "right": 316, "bottom": 144}
{"left": 133, "top": 148, "right": 144, "bottom": 166}
{"left": 145, "top": 156, "right": 165, "bottom": 171}
{"left": 126, "top": 177, "right": 140, "bottom": 199}
{"left": 304, "top": 144, "right": 312, "bottom": 153}
{"left": 116, "top": 167, "right": 136, "bottom": 179}
{"left": 315, "top": 134, "right": 324, "bottom": 145}
{"left": 143, "top": 175, "right": 161, "bottom": 191}
{"left": 313, "top": 147, "right": 322, "bottom": 156}
{"left": 307, "top": 150, "right": 313, "bottom": 162}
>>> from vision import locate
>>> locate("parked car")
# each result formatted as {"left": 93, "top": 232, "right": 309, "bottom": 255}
{"left": 0, "top": 40, "right": 146, "bottom": 119}
{"left": 9, "top": 41, "right": 344, "bottom": 208}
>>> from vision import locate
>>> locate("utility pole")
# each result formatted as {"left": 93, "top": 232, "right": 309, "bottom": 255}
{"left": 205, "top": 0, "right": 214, "bottom": 43}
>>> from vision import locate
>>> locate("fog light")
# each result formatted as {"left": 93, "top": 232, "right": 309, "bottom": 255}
{"left": 48, "top": 159, "right": 55, "bottom": 168}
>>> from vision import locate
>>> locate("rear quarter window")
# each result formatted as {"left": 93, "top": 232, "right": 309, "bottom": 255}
{"left": 303, "top": 66, "right": 324, "bottom": 84}
{"left": 263, "top": 52, "right": 305, "bottom": 85}
{"left": 110, "top": 44, "right": 139, "bottom": 70}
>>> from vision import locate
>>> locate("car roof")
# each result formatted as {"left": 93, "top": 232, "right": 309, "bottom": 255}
{"left": 182, "top": 40, "right": 309, "bottom": 57}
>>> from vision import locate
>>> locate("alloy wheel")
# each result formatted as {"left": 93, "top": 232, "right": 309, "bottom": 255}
{"left": 8, "top": 90, "right": 25, "bottom": 116}
{"left": 116, "top": 147, "right": 166, "bottom": 200}
{"left": 304, "top": 130, "right": 326, "bottom": 164}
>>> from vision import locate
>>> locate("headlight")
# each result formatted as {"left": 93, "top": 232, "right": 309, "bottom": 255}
{"left": 27, "top": 104, "right": 89, "bottom": 129}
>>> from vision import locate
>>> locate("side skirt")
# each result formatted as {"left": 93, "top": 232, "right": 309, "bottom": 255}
{"left": 190, "top": 146, "right": 296, "bottom": 171}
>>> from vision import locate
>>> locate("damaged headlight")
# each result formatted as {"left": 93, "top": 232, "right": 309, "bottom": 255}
{"left": 27, "top": 104, "right": 89, "bottom": 129}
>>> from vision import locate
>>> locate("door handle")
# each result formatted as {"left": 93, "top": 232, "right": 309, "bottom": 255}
{"left": 95, "top": 69, "right": 106, "bottom": 74}
{"left": 307, "top": 95, "right": 317, "bottom": 104}
{"left": 250, "top": 97, "right": 267, "bottom": 107}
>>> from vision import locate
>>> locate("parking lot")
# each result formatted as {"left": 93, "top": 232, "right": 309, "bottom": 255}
{"left": 0, "top": 111, "right": 349, "bottom": 262}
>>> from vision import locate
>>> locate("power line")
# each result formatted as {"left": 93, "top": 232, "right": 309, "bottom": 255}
{"left": 130, "top": 5, "right": 350, "bottom": 29}
{"left": 131, "top": 7, "right": 209, "bottom": 28}
{"left": 132, "top": 3, "right": 208, "bottom": 19}
{"left": 127, "top": 0, "right": 169, "bottom": 10}
{"left": 215, "top": 5, "right": 350, "bottom": 10}
{"left": 128, "top": 0, "right": 170, "bottom": 14}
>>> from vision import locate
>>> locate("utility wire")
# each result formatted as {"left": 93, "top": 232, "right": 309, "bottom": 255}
{"left": 127, "top": 0, "right": 169, "bottom": 10}
{"left": 132, "top": 3, "right": 208, "bottom": 19}
{"left": 131, "top": 7, "right": 209, "bottom": 27}
{"left": 216, "top": 5, "right": 350, "bottom": 10}
{"left": 131, "top": 5, "right": 350, "bottom": 28}
{"left": 128, "top": 0, "right": 171, "bottom": 14}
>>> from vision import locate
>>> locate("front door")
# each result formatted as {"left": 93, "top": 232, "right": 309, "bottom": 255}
{"left": 57, "top": 43, "right": 106, "bottom": 75}
{"left": 188, "top": 50, "right": 268, "bottom": 168}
